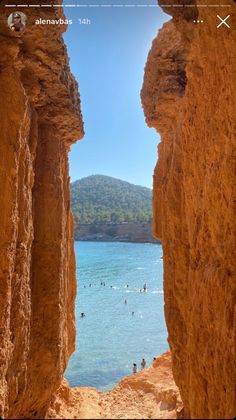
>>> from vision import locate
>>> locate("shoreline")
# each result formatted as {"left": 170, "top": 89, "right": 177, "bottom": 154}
{"left": 74, "top": 221, "right": 159, "bottom": 244}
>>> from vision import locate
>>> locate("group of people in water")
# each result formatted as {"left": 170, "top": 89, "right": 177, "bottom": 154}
{"left": 133, "top": 358, "right": 146, "bottom": 373}
{"left": 125, "top": 283, "right": 147, "bottom": 293}
{"left": 133, "top": 357, "right": 157, "bottom": 374}
{"left": 83, "top": 282, "right": 148, "bottom": 291}
{"left": 80, "top": 282, "right": 148, "bottom": 318}
{"left": 133, "top": 359, "right": 146, "bottom": 373}
{"left": 80, "top": 280, "right": 153, "bottom": 375}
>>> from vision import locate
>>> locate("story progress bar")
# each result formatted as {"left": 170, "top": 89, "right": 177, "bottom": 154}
{"left": 4, "top": 4, "right": 232, "bottom": 8}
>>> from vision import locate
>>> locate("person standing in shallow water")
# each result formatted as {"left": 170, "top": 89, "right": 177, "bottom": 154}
{"left": 133, "top": 363, "right": 137, "bottom": 374}
{"left": 141, "top": 358, "right": 146, "bottom": 369}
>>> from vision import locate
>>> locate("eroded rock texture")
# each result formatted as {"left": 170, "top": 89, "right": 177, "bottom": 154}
{"left": 0, "top": 1, "right": 83, "bottom": 418}
{"left": 142, "top": 1, "right": 236, "bottom": 418}
{"left": 47, "top": 352, "right": 182, "bottom": 420}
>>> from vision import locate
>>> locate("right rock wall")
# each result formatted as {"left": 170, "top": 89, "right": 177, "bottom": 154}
{"left": 142, "top": 1, "right": 235, "bottom": 418}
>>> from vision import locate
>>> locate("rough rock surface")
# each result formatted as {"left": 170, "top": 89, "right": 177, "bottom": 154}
{"left": 0, "top": 1, "right": 83, "bottom": 418}
{"left": 142, "top": 1, "right": 236, "bottom": 418}
{"left": 46, "top": 352, "right": 183, "bottom": 419}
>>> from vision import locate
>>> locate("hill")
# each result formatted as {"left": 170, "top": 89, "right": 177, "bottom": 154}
{"left": 70, "top": 175, "right": 152, "bottom": 225}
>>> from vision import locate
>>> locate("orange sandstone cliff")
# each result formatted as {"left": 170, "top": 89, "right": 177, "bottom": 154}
{"left": 0, "top": 1, "right": 83, "bottom": 418}
{"left": 141, "top": 1, "right": 236, "bottom": 418}
{"left": 46, "top": 352, "right": 182, "bottom": 420}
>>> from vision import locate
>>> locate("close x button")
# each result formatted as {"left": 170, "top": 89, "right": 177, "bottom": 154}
{"left": 217, "top": 15, "right": 231, "bottom": 29}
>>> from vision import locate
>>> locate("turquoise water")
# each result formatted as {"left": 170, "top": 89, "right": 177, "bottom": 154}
{"left": 65, "top": 241, "right": 168, "bottom": 391}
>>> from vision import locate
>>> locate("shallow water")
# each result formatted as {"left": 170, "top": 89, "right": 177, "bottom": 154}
{"left": 65, "top": 241, "right": 168, "bottom": 391}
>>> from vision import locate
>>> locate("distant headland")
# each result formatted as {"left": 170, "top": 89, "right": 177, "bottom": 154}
{"left": 71, "top": 175, "right": 159, "bottom": 243}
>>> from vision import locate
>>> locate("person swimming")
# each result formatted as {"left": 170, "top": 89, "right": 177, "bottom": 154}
{"left": 143, "top": 283, "right": 147, "bottom": 292}
{"left": 80, "top": 312, "right": 85, "bottom": 318}
{"left": 132, "top": 311, "right": 134, "bottom": 316}
{"left": 124, "top": 299, "right": 127, "bottom": 304}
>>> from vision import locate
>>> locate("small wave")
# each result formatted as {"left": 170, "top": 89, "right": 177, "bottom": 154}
{"left": 136, "top": 267, "right": 144, "bottom": 270}
{"left": 151, "top": 290, "right": 164, "bottom": 294}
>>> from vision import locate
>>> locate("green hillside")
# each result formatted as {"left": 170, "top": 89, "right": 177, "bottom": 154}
{"left": 70, "top": 175, "right": 152, "bottom": 224}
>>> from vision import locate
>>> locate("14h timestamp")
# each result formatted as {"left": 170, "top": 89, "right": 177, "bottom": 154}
{"left": 78, "top": 18, "right": 91, "bottom": 25}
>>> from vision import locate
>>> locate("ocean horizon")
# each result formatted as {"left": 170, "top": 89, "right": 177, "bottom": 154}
{"left": 65, "top": 241, "right": 168, "bottom": 391}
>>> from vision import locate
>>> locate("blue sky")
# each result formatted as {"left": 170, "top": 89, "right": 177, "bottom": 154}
{"left": 64, "top": 1, "right": 169, "bottom": 188}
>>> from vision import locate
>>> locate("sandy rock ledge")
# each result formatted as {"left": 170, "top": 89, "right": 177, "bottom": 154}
{"left": 46, "top": 352, "right": 183, "bottom": 420}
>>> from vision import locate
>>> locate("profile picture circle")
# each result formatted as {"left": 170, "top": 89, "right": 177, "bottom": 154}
{"left": 8, "top": 12, "right": 27, "bottom": 32}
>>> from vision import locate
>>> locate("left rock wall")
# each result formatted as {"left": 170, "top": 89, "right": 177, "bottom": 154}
{"left": 0, "top": 2, "right": 84, "bottom": 418}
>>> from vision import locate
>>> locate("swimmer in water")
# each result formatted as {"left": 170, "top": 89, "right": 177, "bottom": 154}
{"left": 124, "top": 299, "right": 127, "bottom": 304}
{"left": 132, "top": 311, "right": 134, "bottom": 316}
{"left": 80, "top": 312, "right": 85, "bottom": 318}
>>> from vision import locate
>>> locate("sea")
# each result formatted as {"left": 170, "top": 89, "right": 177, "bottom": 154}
{"left": 65, "top": 241, "right": 168, "bottom": 391}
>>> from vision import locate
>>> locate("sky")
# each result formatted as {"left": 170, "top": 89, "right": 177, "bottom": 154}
{"left": 63, "top": 1, "right": 169, "bottom": 188}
